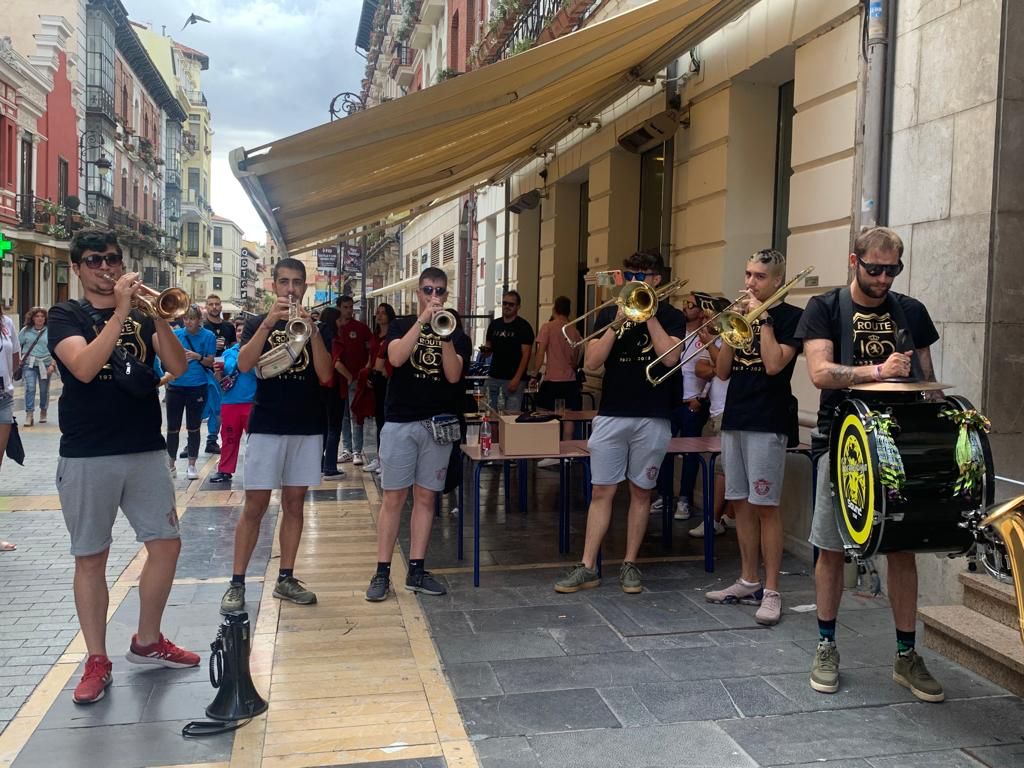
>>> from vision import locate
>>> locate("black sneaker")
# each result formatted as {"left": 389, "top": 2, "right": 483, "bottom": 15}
{"left": 209, "top": 472, "right": 232, "bottom": 483}
{"left": 205, "top": 441, "right": 221, "bottom": 455}
{"left": 179, "top": 449, "right": 188, "bottom": 459}
{"left": 365, "top": 573, "right": 391, "bottom": 602}
{"left": 405, "top": 570, "right": 446, "bottom": 596}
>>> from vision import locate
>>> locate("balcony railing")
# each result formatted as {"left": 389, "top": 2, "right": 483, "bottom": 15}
{"left": 13, "top": 194, "right": 92, "bottom": 240}
{"left": 86, "top": 85, "right": 115, "bottom": 122}
{"left": 186, "top": 90, "right": 208, "bottom": 107}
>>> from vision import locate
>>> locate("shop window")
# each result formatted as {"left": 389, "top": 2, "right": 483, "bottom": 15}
{"left": 638, "top": 146, "right": 664, "bottom": 253}
{"left": 212, "top": 277, "right": 222, "bottom": 291}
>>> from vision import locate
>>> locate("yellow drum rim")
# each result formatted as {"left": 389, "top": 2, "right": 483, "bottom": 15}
{"left": 836, "top": 413, "right": 875, "bottom": 546}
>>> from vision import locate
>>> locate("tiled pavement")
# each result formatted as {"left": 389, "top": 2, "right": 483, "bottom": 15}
{"left": 1, "top": 385, "right": 1023, "bottom": 767}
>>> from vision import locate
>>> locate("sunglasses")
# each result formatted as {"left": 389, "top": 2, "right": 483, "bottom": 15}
{"left": 421, "top": 285, "right": 447, "bottom": 297}
{"left": 82, "top": 252, "right": 124, "bottom": 269}
{"left": 622, "top": 271, "right": 656, "bottom": 281}
{"left": 856, "top": 254, "right": 903, "bottom": 278}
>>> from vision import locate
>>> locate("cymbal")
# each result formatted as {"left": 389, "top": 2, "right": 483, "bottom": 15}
{"left": 849, "top": 380, "right": 951, "bottom": 392}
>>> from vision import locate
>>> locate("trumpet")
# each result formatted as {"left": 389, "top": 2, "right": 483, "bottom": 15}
{"left": 430, "top": 308, "right": 458, "bottom": 338}
{"left": 645, "top": 267, "right": 814, "bottom": 386}
{"left": 562, "top": 278, "right": 688, "bottom": 349}
{"left": 255, "top": 295, "right": 312, "bottom": 380}
{"left": 103, "top": 274, "right": 190, "bottom": 320}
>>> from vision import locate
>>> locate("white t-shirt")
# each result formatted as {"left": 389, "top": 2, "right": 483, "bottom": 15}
{"left": 0, "top": 315, "right": 20, "bottom": 394}
{"left": 679, "top": 335, "right": 710, "bottom": 400}
{"left": 707, "top": 339, "right": 729, "bottom": 417}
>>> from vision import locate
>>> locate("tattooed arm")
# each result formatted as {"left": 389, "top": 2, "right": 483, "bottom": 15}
{"left": 805, "top": 339, "right": 879, "bottom": 390}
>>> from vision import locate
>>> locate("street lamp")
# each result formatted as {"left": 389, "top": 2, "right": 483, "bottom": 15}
{"left": 328, "top": 92, "right": 366, "bottom": 121}
{"left": 79, "top": 130, "right": 111, "bottom": 179}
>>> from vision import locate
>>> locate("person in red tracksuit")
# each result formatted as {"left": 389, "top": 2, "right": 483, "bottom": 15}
{"left": 210, "top": 319, "right": 257, "bottom": 483}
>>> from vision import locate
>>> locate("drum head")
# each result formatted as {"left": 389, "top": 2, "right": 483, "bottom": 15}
{"left": 830, "top": 399, "right": 884, "bottom": 558}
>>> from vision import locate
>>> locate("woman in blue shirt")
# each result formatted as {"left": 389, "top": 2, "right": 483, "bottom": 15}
{"left": 167, "top": 306, "right": 216, "bottom": 479}
{"left": 18, "top": 307, "right": 55, "bottom": 426}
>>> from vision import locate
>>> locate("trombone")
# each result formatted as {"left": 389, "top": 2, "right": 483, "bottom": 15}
{"left": 645, "top": 267, "right": 814, "bottom": 386}
{"left": 562, "top": 278, "right": 688, "bottom": 349}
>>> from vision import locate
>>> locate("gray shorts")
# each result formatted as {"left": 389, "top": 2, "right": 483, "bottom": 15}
{"left": 809, "top": 454, "right": 845, "bottom": 552}
{"left": 379, "top": 420, "right": 452, "bottom": 492}
{"left": 588, "top": 415, "right": 671, "bottom": 489}
{"left": 57, "top": 450, "right": 179, "bottom": 556}
{"left": 0, "top": 393, "right": 12, "bottom": 424}
{"left": 722, "top": 430, "right": 787, "bottom": 507}
{"left": 243, "top": 433, "right": 323, "bottom": 490}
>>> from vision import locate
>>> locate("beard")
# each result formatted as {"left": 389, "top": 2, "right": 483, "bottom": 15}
{"left": 855, "top": 270, "right": 890, "bottom": 300}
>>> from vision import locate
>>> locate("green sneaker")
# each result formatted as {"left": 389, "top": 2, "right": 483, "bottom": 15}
{"left": 619, "top": 561, "right": 642, "bottom": 594}
{"left": 220, "top": 582, "right": 245, "bottom": 614}
{"left": 809, "top": 640, "right": 840, "bottom": 693}
{"left": 273, "top": 576, "right": 317, "bottom": 605}
{"left": 554, "top": 563, "right": 600, "bottom": 593}
{"left": 893, "top": 650, "right": 945, "bottom": 702}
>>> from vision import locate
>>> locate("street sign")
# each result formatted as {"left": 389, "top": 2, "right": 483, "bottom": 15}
{"left": 316, "top": 246, "right": 339, "bottom": 272}
{"left": 0, "top": 232, "right": 12, "bottom": 261}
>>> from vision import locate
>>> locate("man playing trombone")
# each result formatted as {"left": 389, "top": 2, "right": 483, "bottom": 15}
{"left": 704, "top": 249, "right": 803, "bottom": 625}
{"left": 555, "top": 249, "right": 685, "bottom": 594}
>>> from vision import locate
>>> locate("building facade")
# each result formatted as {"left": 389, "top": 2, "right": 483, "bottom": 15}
{"left": 0, "top": 16, "right": 81, "bottom": 318}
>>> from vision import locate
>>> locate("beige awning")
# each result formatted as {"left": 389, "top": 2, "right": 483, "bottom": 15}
{"left": 231, "top": 0, "right": 757, "bottom": 255}
{"left": 367, "top": 274, "right": 419, "bottom": 298}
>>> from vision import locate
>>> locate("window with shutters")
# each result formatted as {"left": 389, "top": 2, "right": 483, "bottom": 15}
{"left": 442, "top": 231, "right": 455, "bottom": 263}
{"left": 430, "top": 238, "right": 440, "bottom": 267}
{"left": 143, "top": 267, "right": 157, "bottom": 284}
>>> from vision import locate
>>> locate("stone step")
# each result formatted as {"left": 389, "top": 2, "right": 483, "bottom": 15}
{"left": 919, "top": 604, "right": 1024, "bottom": 697}
{"left": 960, "top": 570, "right": 1020, "bottom": 631}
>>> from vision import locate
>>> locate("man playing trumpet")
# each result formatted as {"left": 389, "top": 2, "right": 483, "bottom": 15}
{"left": 366, "top": 267, "right": 470, "bottom": 602}
{"left": 555, "top": 249, "right": 685, "bottom": 595}
{"left": 220, "top": 258, "right": 333, "bottom": 613}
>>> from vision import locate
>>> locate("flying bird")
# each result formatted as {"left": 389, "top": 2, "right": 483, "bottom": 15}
{"left": 181, "top": 13, "right": 211, "bottom": 31}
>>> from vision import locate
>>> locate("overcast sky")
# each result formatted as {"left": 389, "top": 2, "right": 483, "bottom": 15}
{"left": 129, "top": 0, "right": 365, "bottom": 242}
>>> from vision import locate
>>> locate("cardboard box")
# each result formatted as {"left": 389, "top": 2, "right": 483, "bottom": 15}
{"left": 498, "top": 414, "right": 560, "bottom": 457}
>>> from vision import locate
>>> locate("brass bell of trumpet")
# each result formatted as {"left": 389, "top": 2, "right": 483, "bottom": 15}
{"left": 284, "top": 296, "right": 312, "bottom": 344}
{"left": 104, "top": 274, "right": 191, "bottom": 320}
{"left": 430, "top": 308, "right": 458, "bottom": 338}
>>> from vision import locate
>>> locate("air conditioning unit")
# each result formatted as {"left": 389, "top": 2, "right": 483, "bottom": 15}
{"left": 617, "top": 110, "right": 681, "bottom": 154}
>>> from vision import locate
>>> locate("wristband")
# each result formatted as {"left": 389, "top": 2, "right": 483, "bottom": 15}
{"left": 873, "top": 364, "right": 883, "bottom": 381}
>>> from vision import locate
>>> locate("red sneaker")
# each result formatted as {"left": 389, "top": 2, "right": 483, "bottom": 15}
{"left": 73, "top": 655, "right": 113, "bottom": 704}
{"left": 125, "top": 634, "right": 200, "bottom": 669}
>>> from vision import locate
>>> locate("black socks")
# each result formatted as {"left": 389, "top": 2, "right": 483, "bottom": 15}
{"left": 376, "top": 562, "right": 392, "bottom": 578}
{"left": 408, "top": 559, "right": 424, "bottom": 574}
{"left": 818, "top": 618, "right": 837, "bottom": 644}
{"left": 231, "top": 574, "right": 245, "bottom": 586}
{"left": 896, "top": 629, "right": 916, "bottom": 656}
{"left": 278, "top": 569, "right": 293, "bottom": 583}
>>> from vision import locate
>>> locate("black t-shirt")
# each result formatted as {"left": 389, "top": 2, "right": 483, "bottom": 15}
{"left": 48, "top": 301, "right": 165, "bottom": 458}
{"left": 722, "top": 302, "right": 803, "bottom": 434}
{"left": 596, "top": 303, "right": 686, "bottom": 418}
{"left": 385, "top": 317, "right": 471, "bottom": 422}
{"left": 242, "top": 315, "right": 324, "bottom": 435}
{"left": 204, "top": 318, "right": 236, "bottom": 348}
{"left": 796, "top": 288, "right": 940, "bottom": 434}
{"left": 486, "top": 316, "right": 535, "bottom": 380}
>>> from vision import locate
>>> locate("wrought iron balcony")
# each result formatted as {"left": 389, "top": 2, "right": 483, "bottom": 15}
{"left": 86, "top": 86, "right": 115, "bottom": 122}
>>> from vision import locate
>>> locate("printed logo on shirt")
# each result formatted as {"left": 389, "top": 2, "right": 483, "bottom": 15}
{"left": 117, "top": 316, "right": 148, "bottom": 363}
{"left": 852, "top": 310, "right": 897, "bottom": 365}
{"left": 349, "top": 331, "right": 358, "bottom": 339}
{"left": 613, "top": 320, "right": 654, "bottom": 363}
{"left": 409, "top": 326, "right": 444, "bottom": 382}
{"left": 732, "top": 320, "right": 764, "bottom": 371}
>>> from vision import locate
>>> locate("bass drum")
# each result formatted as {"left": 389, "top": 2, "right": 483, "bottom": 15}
{"left": 829, "top": 394, "right": 994, "bottom": 559}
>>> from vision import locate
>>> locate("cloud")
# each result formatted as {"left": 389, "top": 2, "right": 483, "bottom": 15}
{"left": 128, "top": 0, "right": 365, "bottom": 241}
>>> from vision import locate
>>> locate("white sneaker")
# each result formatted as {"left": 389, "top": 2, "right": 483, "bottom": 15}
{"left": 353, "top": 452, "right": 365, "bottom": 466}
{"left": 362, "top": 458, "right": 380, "bottom": 472}
{"left": 186, "top": 465, "right": 199, "bottom": 480}
{"left": 674, "top": 500, "right": 692, "bottom": 520}
{"left": 168, "top": 463, "right": 177, "bottom": 478}
{"left": 537, "top": 458, "right": 559, "bottom": 468}
{"left": 339, "top": 450, "right": 354, "bottom": 463}
{"left": 650, "top": 497, "right": 664, "bottom": 514}
{"left": 688, "top": 519, "right": 726, "bottom": 538}
{"left": 375, "top": 464, "right": 383, "bottom": 475}
{"left": 723, "top": 515, "right": 737, "bottom": 529}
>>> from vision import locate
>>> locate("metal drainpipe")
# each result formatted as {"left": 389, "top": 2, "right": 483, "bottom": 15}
{"left": 860, "top": 0, "right": 894, "bottom": 229}
{"left": 503, "top": 179, "right": 511, "bottom": 292}
{"left": 661, "top": 60, "right": 679, "bottom": 261}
